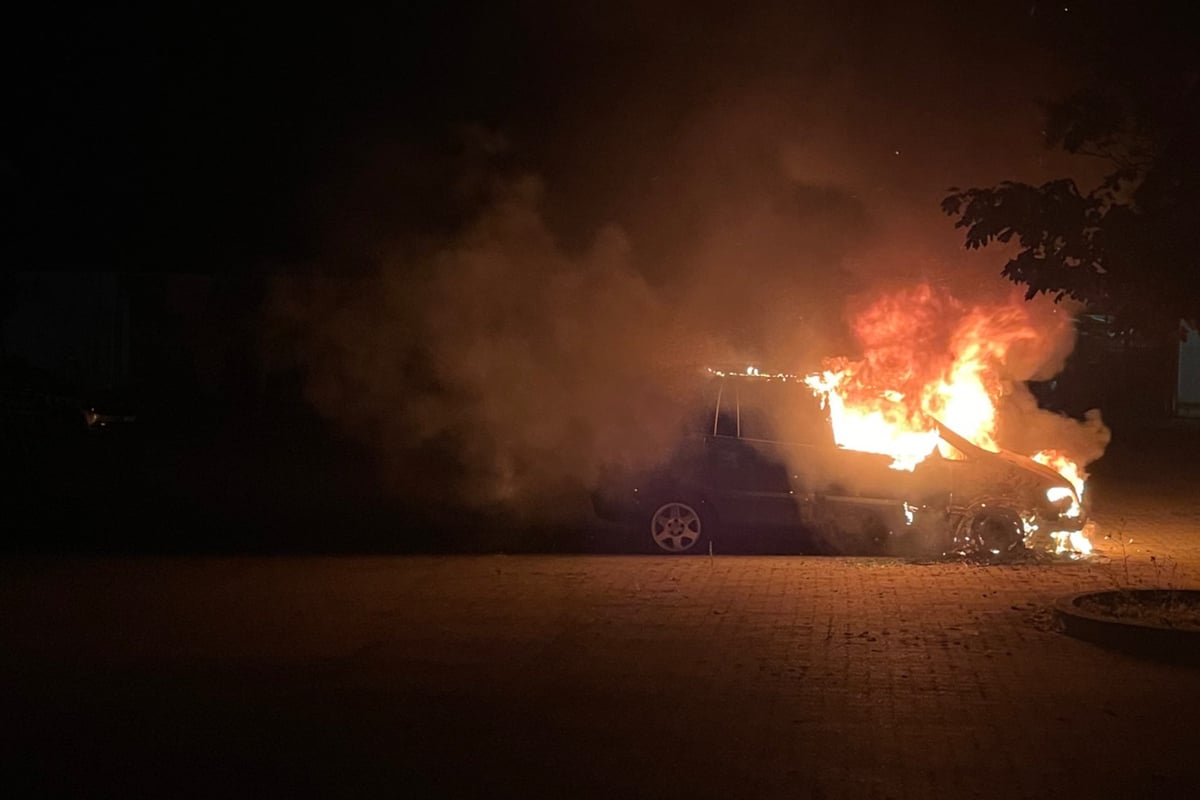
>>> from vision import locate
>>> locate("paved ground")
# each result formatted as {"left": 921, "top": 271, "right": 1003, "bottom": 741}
{"left": 3, "top": 475, "right": 1200, "bottom": 798}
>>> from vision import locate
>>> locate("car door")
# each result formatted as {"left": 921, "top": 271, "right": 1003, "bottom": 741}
{"left": 726, "top": 379, "right": 809, "bottom": 526}
{"left": 701, "top": 379, "right": 771, "bottom": 525}
{"left": 758, "top": 387, "right": 916, "bottom": 536}
{"left": 815, "top": 447, "right": 915, "bottom": 536}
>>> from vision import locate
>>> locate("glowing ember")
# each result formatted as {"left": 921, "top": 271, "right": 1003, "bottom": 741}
{"left": 1051, "top": 529, "right": 1094, "bottom": 557}
{"left": 1031, "top": 449, "right": 1090, "bottom": 553}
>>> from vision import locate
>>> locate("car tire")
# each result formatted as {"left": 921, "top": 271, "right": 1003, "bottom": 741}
{"left": 648, "top": 500, "right": 710, "bottom": 554}
{"left": 965, "top": 511, "right": 1024, "bottom": 561}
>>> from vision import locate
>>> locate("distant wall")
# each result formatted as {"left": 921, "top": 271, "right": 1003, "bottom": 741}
{"left": 1179, "top": 324, "right": 1200, "bottom": 417}
{"left": 3, "top": 272, "right": 129, "bottom": 392}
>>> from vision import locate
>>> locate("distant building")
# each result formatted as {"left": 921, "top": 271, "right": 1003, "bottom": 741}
{"left": 3, "top": 271, "right": 130, "bottom": 392}
{"left": 1179, "top": 323, "right": 1200, "bottom": 417}
{"left": 1030, "top": 313, "right": 1178, "bottom": 422}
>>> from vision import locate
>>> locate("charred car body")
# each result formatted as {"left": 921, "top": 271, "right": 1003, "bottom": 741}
{"left": 592, "top": 371, "right": 1086, "bottom": 558}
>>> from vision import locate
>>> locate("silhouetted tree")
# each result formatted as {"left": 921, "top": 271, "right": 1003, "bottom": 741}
{"left": 943, "top": 9, "right": 1200, "bottom": 339}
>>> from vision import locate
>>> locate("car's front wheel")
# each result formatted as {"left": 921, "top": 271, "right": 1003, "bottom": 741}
{"left": 649, "top": 501, "right": 708, "bottom": 554}
{"left": 963, "top": 511, "right": 1024, "bottom": 561}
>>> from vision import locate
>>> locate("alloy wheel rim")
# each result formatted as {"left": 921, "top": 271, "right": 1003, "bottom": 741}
{"left": 651, "top": 502, "right": 702, "bottom": 552}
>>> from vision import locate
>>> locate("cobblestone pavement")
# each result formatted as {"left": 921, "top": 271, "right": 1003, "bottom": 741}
{"left": 3, "top": 486, "right": 1200, "bottom": 798}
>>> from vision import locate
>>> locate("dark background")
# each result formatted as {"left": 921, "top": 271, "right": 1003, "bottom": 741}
{"left": 2, "top": 1, "right": 1194, "bottom": 552}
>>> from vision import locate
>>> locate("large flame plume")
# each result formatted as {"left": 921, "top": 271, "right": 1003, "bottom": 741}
{"left": 805, "top": 285, "right": 1040, "bottom": 466}
{"left": 804, "top": 284, "right": 1106, "bottom": 553}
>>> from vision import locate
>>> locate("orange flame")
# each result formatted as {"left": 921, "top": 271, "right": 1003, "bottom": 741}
{"left": 1032, "top": 449, "right": 1086, "bottom": 501}
{"left": 1030, "top": 449, "right": 1092, "bottom": 554}
{"left": 805, "top": 368, "right": 941, "bottom": 471}
{"left": 803, "top": 285, "right": 1093, "bottom": 554}
{"left": 806, "top": 285, "right": 1036, "bottom": 467}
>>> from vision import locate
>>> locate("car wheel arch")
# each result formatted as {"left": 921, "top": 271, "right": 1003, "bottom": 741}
{"left": 952, "top": 498, "right": 1026, "bottom": 558}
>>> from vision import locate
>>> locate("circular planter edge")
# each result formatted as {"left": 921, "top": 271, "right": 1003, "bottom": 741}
{"left": 1055, "top": 589, "right": 1200, "bottom": 666}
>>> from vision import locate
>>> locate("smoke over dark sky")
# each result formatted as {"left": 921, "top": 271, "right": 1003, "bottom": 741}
{"left": 6, "top": 2, "right": 1124, "bottom": 509}
{"left": 5, "top": 1, "right": 1136, "bottom": 273}
{"left": 254, "top": 2, "right": 1122, "bottom": 508}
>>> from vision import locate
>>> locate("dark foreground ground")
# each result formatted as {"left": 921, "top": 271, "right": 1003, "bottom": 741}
{"left": 2, "top": 419, "right": 1200, "bottom": 797}
{"left": 3, "top": 507, "right": 1200, "bottom": 799}
{"left": 4, "top": 410, "right": 1199, "bottom": 557}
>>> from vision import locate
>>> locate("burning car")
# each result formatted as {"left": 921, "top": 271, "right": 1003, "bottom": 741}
{"left": 592, "top": 369, "right": 1089, "bottom": 559}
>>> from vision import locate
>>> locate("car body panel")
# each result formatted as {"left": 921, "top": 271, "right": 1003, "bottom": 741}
{"left": 593, "top": 373, "right": 1085, "bottom": 552}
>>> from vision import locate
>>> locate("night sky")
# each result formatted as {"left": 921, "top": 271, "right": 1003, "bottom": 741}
{"left": 7, "top": 9, "right": 1200, "bottom": 796}
{"left": 8, "top": 1, "right": 1179, "bottom": 276}
{"left": 5, "top": 2, "right": 1196, "bottom": 490}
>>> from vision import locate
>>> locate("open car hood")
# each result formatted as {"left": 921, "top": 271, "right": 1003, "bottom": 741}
{"left": 934, "top": 419, "right": 1074, "bottom": 494}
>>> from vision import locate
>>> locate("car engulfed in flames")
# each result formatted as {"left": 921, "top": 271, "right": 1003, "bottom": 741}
{"left": 593, "top": 369, "right": 1091, "bottom": 559}
{"left": 593, "top": 285, "right": 1104, "bottom": 559}
{"left": 803, "top": 370, "right": 1095, "bottom": 559}
{"left": 799, "top": 285, "right": 1099, "bottom": 558}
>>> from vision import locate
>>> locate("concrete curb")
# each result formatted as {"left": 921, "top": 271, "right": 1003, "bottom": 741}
{"left": 1055, "top": 589, "right": 1200, "bottom": 666}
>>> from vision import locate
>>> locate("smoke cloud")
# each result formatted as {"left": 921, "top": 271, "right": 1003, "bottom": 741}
{"left": 809, "top": 282, "right": 1110, "bottom": 469}
{"left": 266, "top": 165, "right": 873, "bottom": 511}
{"left": 264, "top": 3, "right": 1111, "bottom": 517}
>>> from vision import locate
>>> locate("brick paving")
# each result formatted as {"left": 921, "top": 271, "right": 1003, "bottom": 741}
{"left": 2, "top": 486, "right": 1200, "bottom": 798}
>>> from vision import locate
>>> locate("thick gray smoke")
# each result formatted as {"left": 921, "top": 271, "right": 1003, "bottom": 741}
{"left": 268, "top": 179, "right": 1109, "bottom": 514}
{"left": 265, "top": 3, "right": 1112, "bottom": 515}
{"left": 990, "top": 294, "right": 1112, "bottom": 468}
{"left": 266, "top": 167, "right": 870, "bottom": 509}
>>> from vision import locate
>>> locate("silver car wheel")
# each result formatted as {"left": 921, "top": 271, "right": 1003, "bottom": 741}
{"left": 650, "top": 502, "right": 703, "bottom": 553}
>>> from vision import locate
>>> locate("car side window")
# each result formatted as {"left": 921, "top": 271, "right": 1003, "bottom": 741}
{"left": 737, "top": 387, "right": 776, "bottom": 441}
{"left": 736, "top": 380, "right": 833, "bottom": 446}
{"left": 784, "top": 388, "right": 835, "bottom": 447}
{"left": 714, "top": 382, "right": 737, "bottom": 437}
